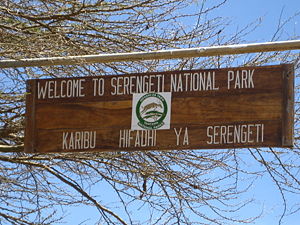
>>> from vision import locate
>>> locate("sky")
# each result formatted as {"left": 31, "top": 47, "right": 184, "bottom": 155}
{"left": 203, "top": 2, "right": 299, "bottom": 224}
{"left": 214, "top": 0, "right": 299, "bottom": 42}
{"left": 199, "top": 1, "right": 300, "bottom": 224}
{"left": 57, "top": 0, "right": 300, "bottom": 224}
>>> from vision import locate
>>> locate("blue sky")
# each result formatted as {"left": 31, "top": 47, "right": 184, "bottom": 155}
{"left": 61, "top": 1, "right": 300, "bottom": 224}
{"left": 216, "top": 0, "right": 299, "bottom": 41}
{"left": 203, "top": 2, "right": 300, "bottom": 225}
{"left": 218, "top": 2, "right": 299, "bottom": 225}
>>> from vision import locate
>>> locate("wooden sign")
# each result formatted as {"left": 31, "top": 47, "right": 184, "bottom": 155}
{"left": 24, "top": 64, "right": 294, "bottom": 153}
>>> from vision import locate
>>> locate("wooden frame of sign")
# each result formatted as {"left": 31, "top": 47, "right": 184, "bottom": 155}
{"left": 24, "top": 64, "right": 294, "bottom": 153}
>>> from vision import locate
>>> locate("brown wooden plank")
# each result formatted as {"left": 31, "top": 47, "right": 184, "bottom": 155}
{"left": 24, "top": 64, "right": 294, "bottom": 153}
{"left": 281, "top": 64, "right": 294, "bottom": 147}
{"left": 35, "top": 93, "right": 282, "bottom": 130}
{"left": 35, "top": 120, "right": 281, "bottom": 153}
{"left": 33, "top": 65, "right": 283, "bottom": 103}
{"left": 24, "top": 80, "right": 37, "bottom": 153}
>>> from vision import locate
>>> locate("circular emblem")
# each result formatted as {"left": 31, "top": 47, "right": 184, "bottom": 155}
{"left": 136, "top": 93, "right": 168, "bottom": 129}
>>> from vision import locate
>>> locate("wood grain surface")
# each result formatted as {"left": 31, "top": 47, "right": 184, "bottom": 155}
{"left": 24, "top": 64, "right": 294, "bottom": 153}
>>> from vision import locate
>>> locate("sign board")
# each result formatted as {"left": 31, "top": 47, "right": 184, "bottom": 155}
{"left": 24, "top": 64, "right": 294, "bottom": 153}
